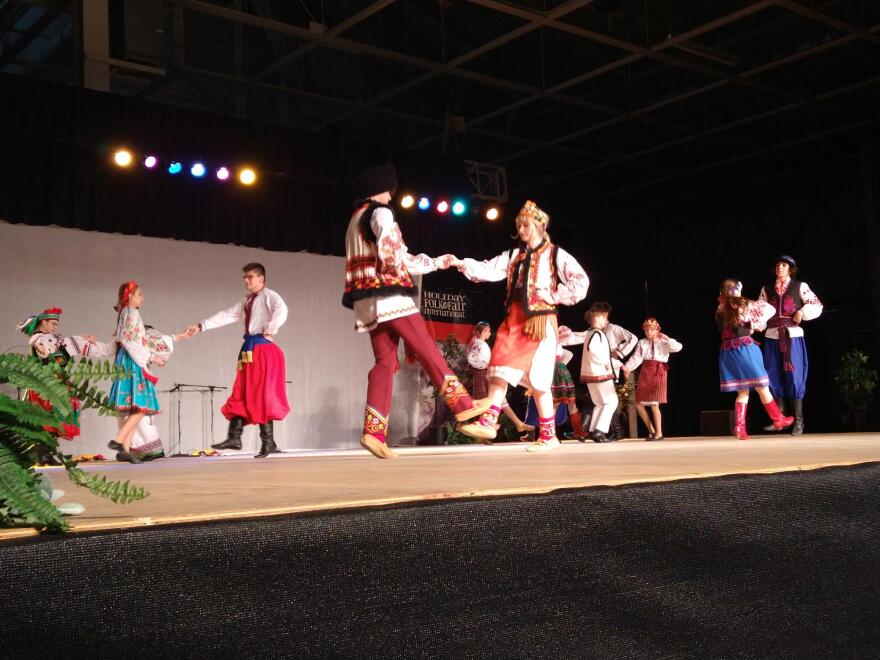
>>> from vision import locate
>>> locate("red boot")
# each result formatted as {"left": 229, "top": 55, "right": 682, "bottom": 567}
{"left": 734, "top": 402, "right": 750, "bottom": 440}
{"left": 569, "top": 409, "right": 590, "bottom": 441}
{"left": 763, "top": 399, "right": 795, "bottom": 431}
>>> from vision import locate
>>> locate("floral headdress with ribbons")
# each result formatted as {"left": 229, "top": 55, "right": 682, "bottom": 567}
{"left": 17, "top": 308, "right": 62, "bottom": 336}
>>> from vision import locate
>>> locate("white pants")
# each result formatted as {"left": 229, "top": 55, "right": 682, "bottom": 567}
{"left": 587, "top": 381, "right": 618, "bottom": 433}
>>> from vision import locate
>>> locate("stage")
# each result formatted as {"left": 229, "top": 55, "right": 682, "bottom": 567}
{"left": 4, "top": 432, "right": 877, "bottom": 541}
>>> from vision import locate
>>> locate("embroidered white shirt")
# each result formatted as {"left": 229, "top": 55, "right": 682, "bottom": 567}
{"left": 623, "top": 336, "right": 683, "bottom": 372}
{"left": 467, "top": 338, "right": 491, "bottom": 370}
{"left": 458, "top": 245, "right": 589, "bottom": 306}
{"left": 201, "top": 287, "right": 288, "bottom": 336}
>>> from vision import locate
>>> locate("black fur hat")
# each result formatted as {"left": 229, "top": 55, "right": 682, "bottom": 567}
{"left": 353, "top": 162, "right": 398, "bottom": 198}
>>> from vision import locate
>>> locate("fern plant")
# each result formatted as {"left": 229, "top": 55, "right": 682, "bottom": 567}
{"left": 0, "top": 353, "right": 149, "bottom": 532}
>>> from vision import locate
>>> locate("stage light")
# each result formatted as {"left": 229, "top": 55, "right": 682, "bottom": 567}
{"left": 452, "top": 200, "right": 467, "bottom": 216}
{"left": 113, "top": 149, "right": 133, "bottom": 167}
{"left": 417, "top": 196, "right": 431, "bottom": 211}
{"left": 400, "top": 194, "right": 415, "bottom": 209}
{"left": 168, "top": 161, "right": 182, "bottom": 175}
{"left": 216, "top": 166, "right": 230, "bottom": 181}
{"left": 190, "top": 162, "right": 206, "bottom": 178}
{"left": 485, "top": 206, "right": 500, "bottom": 221}
{"left": 436, "top": 200, "right": 449, "bottom": 214}
{"left": 143, "top": 155, "right": 158, "bottom": 169}
{"left": 239, "top": 167, "right": 257, "bottom": 186}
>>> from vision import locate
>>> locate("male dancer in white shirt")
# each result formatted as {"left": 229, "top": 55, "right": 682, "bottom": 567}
{"left": 187, "top": 263, "right": 290, "bottom": 457}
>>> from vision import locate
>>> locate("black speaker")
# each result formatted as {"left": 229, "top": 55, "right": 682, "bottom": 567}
{"left": 701, "top": 410, "right": 734, "bottom": 436}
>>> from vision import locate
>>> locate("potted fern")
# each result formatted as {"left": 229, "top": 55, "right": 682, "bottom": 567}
{"left": 1, "top": 353, "right": 149, "bottom": 532}
{"left": 833, "top": 349, "right": 878, "bottom": 432}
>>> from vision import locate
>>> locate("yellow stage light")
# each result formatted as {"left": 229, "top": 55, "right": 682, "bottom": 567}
{"left": 485, "top": 207, "right": 500, "bottom": 221}
{"left": 113, "top": 149, "right": 133, "bottom": 167}
{"left": 400, "top": 194, "right": 415, "bottom": 209}
{"left": 239, "top": 167, "right": 257, "bottom": 186}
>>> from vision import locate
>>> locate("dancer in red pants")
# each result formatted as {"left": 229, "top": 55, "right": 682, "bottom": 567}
{"left": 343, "top": 162, "right": 491, "bottom": 459}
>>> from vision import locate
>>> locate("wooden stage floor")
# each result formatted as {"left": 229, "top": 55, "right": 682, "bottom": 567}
{"left": 3, "top": 433, "right": 878, "bottom": 541}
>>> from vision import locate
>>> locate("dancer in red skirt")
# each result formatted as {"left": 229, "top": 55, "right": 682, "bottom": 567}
{"left": 343, "top": 162, "right": 492, "bottom": 459}
{"left": 466, "top": 322, "right": 534, "bottom": 439}
{"left": 450, "top": 200, "right": 589, "bottom": 452}
{"left": 187, "top": 263, "right": 290, "bottom": 458}
{"left": 621, "top": 318, "right": 682, "bottom": 441}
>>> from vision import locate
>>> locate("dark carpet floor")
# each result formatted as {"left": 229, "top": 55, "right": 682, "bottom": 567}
{"left": 2, "top": 463, "right": 880, "bottom": 659}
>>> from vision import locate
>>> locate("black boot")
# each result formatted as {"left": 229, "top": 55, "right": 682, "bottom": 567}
{"left": 590, "top": 430, "right": 610, "bottom": 443}
{"left": 255, "top": 422, "right": 277, "bottom": 458}
{"left": 791, "top": 399, "right": 804, "bottom": 436}
{"left": 212, "top": 417, "right": 244, "bottom": 450}
{"left": 608, "top": 411, "right": 625, "bottom": 441}
{"left": 763, "top": 398, "right": 785, "bottom": 432}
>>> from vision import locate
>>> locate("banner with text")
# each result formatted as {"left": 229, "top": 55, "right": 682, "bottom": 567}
{"left": 421, "top": 288, "right": 481, "bottom": 344}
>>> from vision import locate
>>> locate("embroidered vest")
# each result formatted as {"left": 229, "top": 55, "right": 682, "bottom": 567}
{"left": 764, "top": 279, "right": 803, "bottom": 329}
{"left": 342, "top": 202, "right": 418, "bottom": 309}
{"left": 503, "top": 241, "right": 560, "bottom": 318}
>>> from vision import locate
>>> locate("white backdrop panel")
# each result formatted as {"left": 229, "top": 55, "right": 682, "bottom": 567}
{"left": 0, "top": 221, "right": 424, "bottom": 455}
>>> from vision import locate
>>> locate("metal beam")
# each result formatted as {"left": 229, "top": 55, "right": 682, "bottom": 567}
{"left": 495, "top": 20, "right": 877, "bottom": 170}
{"left": 775, "top": 0, "right": 880, "bottom": 47}
{"left": 406, "top": 0, "right": 777, "bottom": 150}
{"left": 517, "top": 66, "right": 880, "bottom": 199}
{"left": 0, "top": 4, "right": 60, "bottom": 70}
{"left": 247, "top": 0, "right": 397, "bottom": 84}
{"left": 311, "top": 0, "right": 598, "bottom": 132}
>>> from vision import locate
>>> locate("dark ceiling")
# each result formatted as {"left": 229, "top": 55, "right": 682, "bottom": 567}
{"left": 2, "top": 0, "right": 880, "bottom": 217}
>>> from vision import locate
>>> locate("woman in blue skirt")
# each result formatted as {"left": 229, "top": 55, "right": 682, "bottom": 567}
{"left": 108, "top": 281, "right": 164, "bottom": 463}
{"left": 716, "top": 279, "right": 794, "bottom": 440}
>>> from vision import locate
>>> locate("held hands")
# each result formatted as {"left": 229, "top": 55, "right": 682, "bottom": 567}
{"left": 435, "top": 254, "right": 462, "bottom": 270}
{"left": 152, "top": 356, "right": 167, "bottom": 368}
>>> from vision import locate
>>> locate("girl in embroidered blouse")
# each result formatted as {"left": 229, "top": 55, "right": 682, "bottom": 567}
{"left": 449, "top": 200, "right": 589, "bottom": 452}
{"left": 715, "top": 278, "right": 794, "bottom": 440}
{"left": 107, "top": 281, "right": 168, "bottom": 463}
{"left": 621, "top": 318, "right": 682, "bottom": 441}
{"left": 466, "top": 322, "right": 534, "bottom": 439}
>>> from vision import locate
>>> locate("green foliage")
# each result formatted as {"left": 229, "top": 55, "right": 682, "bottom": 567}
{"left": 65, "top": 465, "right": 149, "bottom": 504}
{"left": 0, "top": 352, "right": 149, "bottom": 531}
{"left": 834, "top": 350, "right": 879, "bottom": 414}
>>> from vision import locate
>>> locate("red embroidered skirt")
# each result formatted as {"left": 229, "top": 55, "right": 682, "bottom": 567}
{"left": 636, "top": 359, "right": 668, "bottom": 404}
{"left": 490, "top": 301, "right": 543, "bottom": 373}
{"left": 221, "top": 342, "right": 290, "bottom": 424}
{"left": 470, "top": 367, "right": 490, "bottom": 399}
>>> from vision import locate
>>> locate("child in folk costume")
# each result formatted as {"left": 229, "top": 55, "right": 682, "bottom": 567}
{"left": 553, "top": 326, "right": 590, "bottom": 440}
{"left": 621, "top": 318, "right": 682, "bottom": 441}
{"left": 125, "top": 327, "right": 179, "bottom": 461}
{"left": 17, "top": 308, "right": 116, "bottom": 463}
{"left": 466, "top": 322, "right": 534, "bottom": 438}
{"left": 187, "top": 263, "right": 290, "bottom": 458}
{"left": 450, "top": 200, "right": 589, "bottom": 452}
{"left": 107, "top": 281, "right": 164, "bottom": 464}
{"left": 342, "top": 162, "right": 492, "bottom": 459}
{"left": 757, "top": 255, "right": 823, "bottom": 435}
{"left": 716, "top": 279, "right": 794, "bottom": 439}
{"left": 563, "top": 308, "right": 619, "bottom": 443}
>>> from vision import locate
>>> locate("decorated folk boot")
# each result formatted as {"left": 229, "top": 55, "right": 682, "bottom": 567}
{"left": 460, "top": 405, "right": 500, "bottom": 442}
{"left": 527, "top": 416, "right": 560, "bottom": 452}
{"left": 763, "top": 399, "right": 794, "bottom": 431}
{"left": 734, "top": 402, "right": 750, "bottom": 440}
{"left": 440, "top": 375, "right": 493, "bottom": 421}
{"left": 360, "top": 406, "right": 398, "bottom": 459}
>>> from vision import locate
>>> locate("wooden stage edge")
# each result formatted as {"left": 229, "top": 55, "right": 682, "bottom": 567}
{"left": 2, "top": 433, "right": 878, "bottom": 542}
